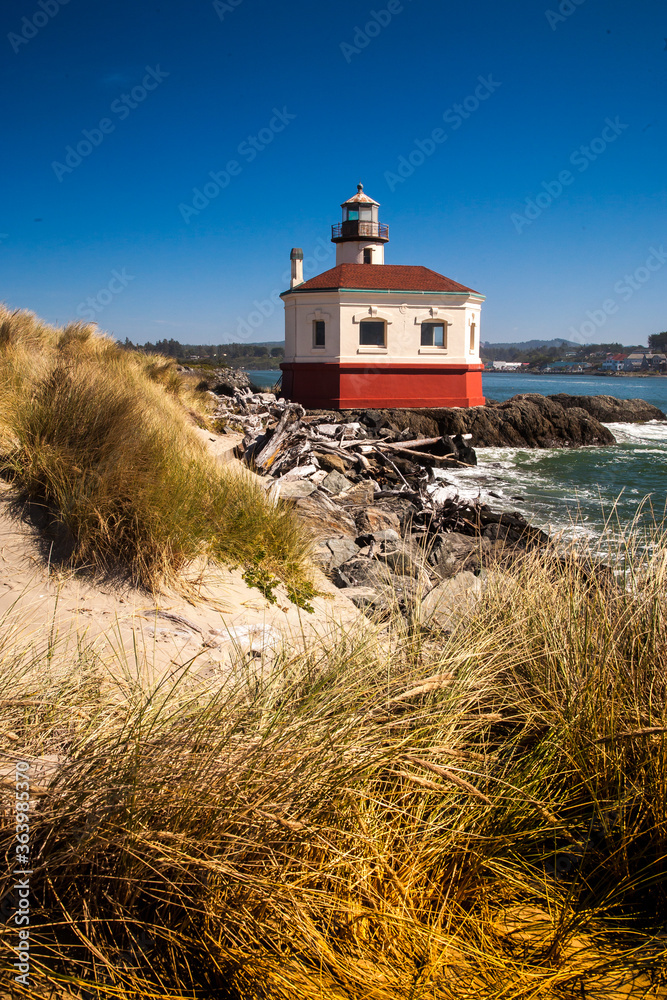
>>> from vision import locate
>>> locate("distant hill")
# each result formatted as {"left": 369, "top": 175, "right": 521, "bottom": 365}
{"left": 481, "top": 338, "right": 576, "bottom": 351}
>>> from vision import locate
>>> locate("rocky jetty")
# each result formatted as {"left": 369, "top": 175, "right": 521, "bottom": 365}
{"left": 548, "top": 393, "right": 666, "bottom": 424}
{"left": 181, "top": 365, "right": 253, "bottom": 396}
{"left": 341, "top": 394, "right": 616, "bottom": 448}
{"left": 211, "top": 389, "right": 550, "bottom": 619}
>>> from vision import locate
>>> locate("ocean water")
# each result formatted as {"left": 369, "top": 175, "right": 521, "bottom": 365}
{"left": 243, "top": 369, "right": 282, "bottom": 390}
{"left": 432, "top": 374, "right": 667, "bottom": 540}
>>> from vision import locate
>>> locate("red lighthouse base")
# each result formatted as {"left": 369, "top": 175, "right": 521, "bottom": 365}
{"left": 280, "top": 362, "right": 485, "bottom": 409}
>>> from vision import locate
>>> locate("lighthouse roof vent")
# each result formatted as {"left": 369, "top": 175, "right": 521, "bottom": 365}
{"left": 341, "top": 182, "right": 380, "bottom": 208}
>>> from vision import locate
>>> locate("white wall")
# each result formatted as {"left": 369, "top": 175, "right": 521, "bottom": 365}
{"left": 335, "top": 241, "right": 385, "bottom": 265}
{"left": 282, "top": 290, "right": 484, "bottom": 365}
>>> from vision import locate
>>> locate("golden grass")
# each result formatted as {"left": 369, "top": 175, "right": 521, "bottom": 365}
{"left": 0, "top": 305, "right": 310, "bottom": 596}
{"left": 1, "top": 529, "right": 666, "bottom": 999}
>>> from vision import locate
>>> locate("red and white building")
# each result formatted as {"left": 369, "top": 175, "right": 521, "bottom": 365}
{"left": 280, "top": 184, "right": 485, "bottom": 409}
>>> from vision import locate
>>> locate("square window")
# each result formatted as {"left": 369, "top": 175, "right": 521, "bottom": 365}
{"left": 313, "top": 320, "right": 325, "bottom": 348}
{"left": 347, "top": 209, "right": 359, "bottom": 221}
{"left": 421, "top": 322, "right": 446, "bottom": 348}
{"left": 359, "top": 321, "right": 385, "bottom": 346}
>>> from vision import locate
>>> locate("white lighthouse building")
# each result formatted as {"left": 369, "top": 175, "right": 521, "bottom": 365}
{"left": 280, "top": 184, "right": 485, "bottom": 409}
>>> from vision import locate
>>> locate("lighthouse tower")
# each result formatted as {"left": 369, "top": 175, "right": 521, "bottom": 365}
{"left": 331, "top": 184, "right": 389, "bottom": 265}
{"left": 280, "top": 184, "right": 485, "bottom": 410}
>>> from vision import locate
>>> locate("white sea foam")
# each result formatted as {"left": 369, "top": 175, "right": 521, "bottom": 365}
{"left": 603, "top": 421, "right": 667, "bottom": 444}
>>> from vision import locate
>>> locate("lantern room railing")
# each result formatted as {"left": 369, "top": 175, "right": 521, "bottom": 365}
{"left": 331, "top": 221, "right": 389, "bottom": 241}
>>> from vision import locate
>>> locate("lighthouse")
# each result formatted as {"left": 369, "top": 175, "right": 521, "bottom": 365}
{"left": 280, "top": 184, "right": 485, "bottom": 409}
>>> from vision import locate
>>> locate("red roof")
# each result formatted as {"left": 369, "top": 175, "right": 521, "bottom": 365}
{"left": 287, "top": 264, "right": 480, "bottom": 295}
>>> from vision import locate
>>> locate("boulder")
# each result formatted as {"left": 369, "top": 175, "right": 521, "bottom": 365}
{"left": 311, "top": 537, "right": 360, "bottom": 573}
{"left": 420, "top": 571, "right": 483, "bottom": 629}
{"left": 196, "top": 368, "right": 252, "bottom": 396}
{"left": 342, "top": 586, "right": 389, "bottom": 611}
{"left": 338, "top": 480, "right": 377, "bottom": 506}
{"left": 321, "top": 470, "right": 354, "bottom": 495}
{"left": 314, "top": 452, "right": 348, "bottom": 474}
{"left": 270, "top": 479, "right": 316, "bottom": 500}
{"left": 293, "top": 492, "right": 357, "bottom": 544}
{"left": 355, "top": 506, "right": 402, "bottom": 536}
{"left": 548, "top": 393, "right": 666, "bottom": 423}
{"left": 342, "top": 396, "right": 617, "bottom": 448}
{"left": 342, "top": 408, "right": 441, "bottom": 438}
{"left": 333, "top": 557, "right": 395, "bottom": 590}
{"left": 427, "top": 532, "right": 490, "bottom": 580}
{"left": 375, "top": 545, "right": 431, "bottom": 586}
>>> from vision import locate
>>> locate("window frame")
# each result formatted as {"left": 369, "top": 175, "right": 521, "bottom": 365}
{"left": 363, "top": 248, "right": 372, "bottom": 264}
{"left": 312, "top": 319, "right": 326, "bottom": 349}
{"left": 469, "top": 321, "right": 477, "bottom": 352}
{"left": 359, "top": 320, "right": 386, "bottom": 347}
{"left": 420, "top": 321, "right": 447, "bottom": 349}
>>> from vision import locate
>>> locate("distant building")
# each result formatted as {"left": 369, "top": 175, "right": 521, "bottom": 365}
{"left": 492, "top": 360, "right": 524, "bottom": 370}
{"left": 623, "top": 352, "right": 649, "bottom": 371}
{"left": 600, "top": 357, "right": 625, "bottom": 371}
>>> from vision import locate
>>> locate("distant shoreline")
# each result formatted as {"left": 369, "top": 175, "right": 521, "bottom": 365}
{"left": 485, "top": 370, "right": 667, "bottom": 378}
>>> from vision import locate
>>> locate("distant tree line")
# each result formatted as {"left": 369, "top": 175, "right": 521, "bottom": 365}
{"left": 648, "top": 331, "right": 667, "bottom": 352}
{"left": 121, "top": 339, "right": 285, "bottom": 367}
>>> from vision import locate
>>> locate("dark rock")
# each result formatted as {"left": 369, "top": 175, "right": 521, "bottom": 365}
{"left": 335, "top": 396, "right": 619, "bottom": 448}
{"left": 375, "top": 544, "right": 431, "bottom": 584}
{"left": 421, "top": 395, "right": 616, "bottom": 448}
{"left": 548, "top": 393, "right": 666, "bottom": 423}
{"left": 333, "top": 557, "right": 395, "bottom": 590}
{"left": 428, "top": 532, "right": 491, "bottom": 580}
{"left": 478, "top": 507, "right": 550, "bottom": 549}
{"left": 196, "top": 368, "right": 252, "bottom": 396}
{"left": 342, "top": 408, "right": 441, "bottom": 438}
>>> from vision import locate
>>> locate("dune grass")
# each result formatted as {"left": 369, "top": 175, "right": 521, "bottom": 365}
{"left": 1, "top": 528, "right": 666, "bottom": 999}
{"left": 0, "top": 305, "right": 310, "bottom": 597}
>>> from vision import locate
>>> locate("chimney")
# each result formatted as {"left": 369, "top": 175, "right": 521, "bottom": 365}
{"left": 290, "top": 247, "right": 304, "bottom": 288}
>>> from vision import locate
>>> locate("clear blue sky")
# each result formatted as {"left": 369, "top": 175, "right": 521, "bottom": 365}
{"left": 1, "top": 0, "right": 665, "bottom": 346}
